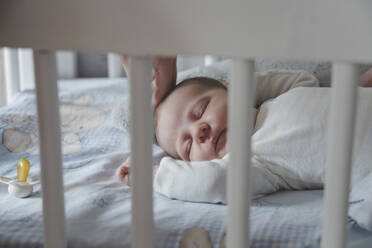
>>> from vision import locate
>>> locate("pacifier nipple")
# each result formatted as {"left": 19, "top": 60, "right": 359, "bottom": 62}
{"left": 17, "top": 158, "right": 30, "bottom": 182}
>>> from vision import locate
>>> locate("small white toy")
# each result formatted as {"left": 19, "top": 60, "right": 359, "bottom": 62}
{"left": 0, "top": 158, "right": 40, "bottom": 198}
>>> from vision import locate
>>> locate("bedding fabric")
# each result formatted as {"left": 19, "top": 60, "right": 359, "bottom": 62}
{"left": 252, "top": 87, "right": 372, "bottom": 231}
{"left": 0, "top": 78, "right": 371, "bottom": 247}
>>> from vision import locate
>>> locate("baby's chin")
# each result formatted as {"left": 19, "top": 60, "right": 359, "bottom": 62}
{"left": 190, "top": 147, "right": 228, "bottom": 161}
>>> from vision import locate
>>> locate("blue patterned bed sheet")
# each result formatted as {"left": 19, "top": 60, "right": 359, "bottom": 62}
{"left": 0, "top": 78, "right": 131, "bottom": 247}
{"left": 0, "top": 78, "right": 131, "bottom": 174}
{"left": 0, "top": 77, "right": 339, "bottom": 248}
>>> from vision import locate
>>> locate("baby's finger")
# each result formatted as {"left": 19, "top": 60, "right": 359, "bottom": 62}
{"left": 116, "top": 164, "right": 129, "bottom": 182}
{"left": 123, "top": 174, "right": 131, "bottom": 186}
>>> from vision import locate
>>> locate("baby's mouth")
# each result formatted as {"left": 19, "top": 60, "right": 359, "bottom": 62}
{"left": 214, "top": 128, "right": 227, "bottom": 153}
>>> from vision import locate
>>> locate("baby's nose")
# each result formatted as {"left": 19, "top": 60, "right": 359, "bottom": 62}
{"left": 196, "top": 123, "right": 211, "bottom": 143}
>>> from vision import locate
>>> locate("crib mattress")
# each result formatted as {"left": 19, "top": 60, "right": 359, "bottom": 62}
{"left": 0, "top": 78, "right": 371, "bottom": 248}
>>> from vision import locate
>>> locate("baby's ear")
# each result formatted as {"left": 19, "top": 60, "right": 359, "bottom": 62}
{"left": 223, "top": 81, "right": 230, "bottom": 88}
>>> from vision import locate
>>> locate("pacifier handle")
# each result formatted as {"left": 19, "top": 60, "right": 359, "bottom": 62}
{"left": 28, "top": 180, "right": 40, "bottom": 186}
{"left": 0, "top": 176, "right": 40, "bottom": 185}
{"left": 0, "top": 176, "right": 12, "bottom": 185}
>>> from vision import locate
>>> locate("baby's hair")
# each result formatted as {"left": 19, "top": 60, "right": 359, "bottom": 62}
{"left": 153, "top": 76, "right": 226, "bottom": 146}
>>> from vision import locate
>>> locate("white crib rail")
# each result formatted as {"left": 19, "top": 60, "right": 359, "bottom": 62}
{"left": 321, "top": 63, "right": 358, "bottom": 248}
{"left": 33, "top": 50, "right": 66, "bottom": 248}
{"left": 129, "top": 56, "right": 154, "bottom": 248}
{"left": 3, "top": 47, "right": 20, "bottom": 105}
{"left": 108, "top": 53, "right": 125, "bottom": 78}
{"left": 227, "top": 59, "right": 255, "bottom": 247}
{"left": 18, "top": 48, "right": 35, "bottom": 91}
{"left": 56, "top": 51, "right": 78, "bottom": 79}
{"left": 0, "top": 50, "right": 5, "bottom": 106}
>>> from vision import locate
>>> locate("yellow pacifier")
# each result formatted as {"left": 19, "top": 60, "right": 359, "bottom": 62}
{"left": 0, "top": 158, "right": 39, "bottom": 198}
{"left": 17, "top": 158, "right": 31, "bottom": 182}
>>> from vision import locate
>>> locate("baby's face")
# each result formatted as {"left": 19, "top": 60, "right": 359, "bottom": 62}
{"left": 156, "top": 81, "right": 258, "bottom": 161}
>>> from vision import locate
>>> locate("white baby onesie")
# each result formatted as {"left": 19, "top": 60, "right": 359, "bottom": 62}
{"left": 253, "top": 69, "right": 319, "bottom": 107}
{"left": 154, "top": 86, "right": 372, "bottom": 204}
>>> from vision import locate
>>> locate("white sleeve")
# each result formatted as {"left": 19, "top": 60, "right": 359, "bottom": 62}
{"left": 255, "top": 70, "right": 319, "bottom": 107}
{"left": 153, "top": 156, "right": 228, "bottom": 203}
{"left": 153, "top": 154, "right": 285, "bottom": 204}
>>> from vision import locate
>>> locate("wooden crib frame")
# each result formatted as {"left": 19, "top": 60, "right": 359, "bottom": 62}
{"left": 1, "top": 0, "right": 372, "bottom": 247}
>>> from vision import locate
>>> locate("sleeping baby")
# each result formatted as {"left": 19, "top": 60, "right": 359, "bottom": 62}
{"left": 117, "top": 58, "right": 372, "bottom": 203}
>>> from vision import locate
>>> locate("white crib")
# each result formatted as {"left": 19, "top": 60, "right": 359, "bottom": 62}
{"left": 1, "top": 0, "right": 372, "bottom": 247}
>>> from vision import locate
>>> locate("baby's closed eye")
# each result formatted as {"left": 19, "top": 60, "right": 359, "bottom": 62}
{"left": 192, "top": 97, "right": 210, "bottom": 120}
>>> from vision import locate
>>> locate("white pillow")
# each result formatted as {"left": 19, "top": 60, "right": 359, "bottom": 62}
{"left": 178, "top": 59, "right": 371, "bottom": 87}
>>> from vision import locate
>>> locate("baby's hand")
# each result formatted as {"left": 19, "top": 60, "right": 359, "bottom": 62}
{"left": 116, "top": 156, "right": 160, "bottom": 186}
{"left": 360, "top": 67, "right": 372, "bottom": 87}
{"left": 116, "top": 156, "right": 131, "bottom": 185}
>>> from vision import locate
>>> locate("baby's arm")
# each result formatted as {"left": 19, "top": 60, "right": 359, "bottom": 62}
{"left": 255, "top": 70, "right": 319, "bottom": 106}
{"left": 153, "top": 155, "right": 286, "bottom": 203}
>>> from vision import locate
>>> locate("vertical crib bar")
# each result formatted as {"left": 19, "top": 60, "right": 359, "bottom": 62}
{"left": 56, "top": 51, "right": 78, "bottom": 79}
{"left": 129, "top": 56, "right": 154, "bottom": 248}
{"left": 34, "top": 50, "right": 66, "bottom": 248}
{"left": 4, "top": 47, "right": 20, "bottom": 104}
{"left": 0, "top": 49, "right": 6, "bottom": 106}
{"left": 227, "top": 59, "right": 255, "bottom": 248}
{"left": 108, "top": 53, "right": 125, "bottom": 78}
{"left": 18, "top": 48, "right": 36, "bottom": 90}
{"left": 321, "top": 62, "right": 358, "bottom": 248}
